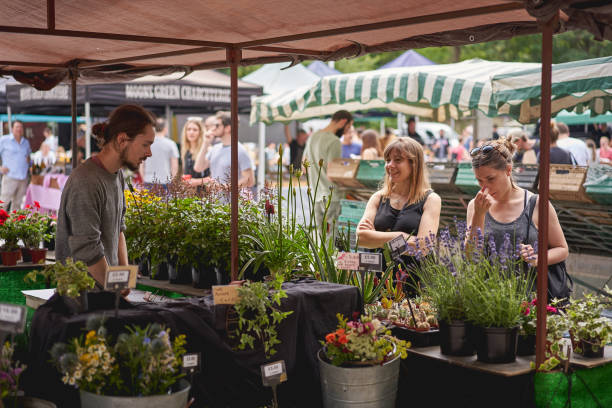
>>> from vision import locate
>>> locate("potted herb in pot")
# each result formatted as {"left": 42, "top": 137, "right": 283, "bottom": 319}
{"left": 50, "top": 318, "right": 190, "bottom": 407}
{"left": 318, "top": 313, "right": 409, "bottom": 408}
{"left": 0, "top": 208, "right": 24, "bottom": 266}
{"left": 25, "top": 258, "right": 96, "bottom": 314}
{"left": 566, "top": 288, "right": 612, "bottom": 358}
{"left": 517, "top": 298, "right": 561, "bottom": 356}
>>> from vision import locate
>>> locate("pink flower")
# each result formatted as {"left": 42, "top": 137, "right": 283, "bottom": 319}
{"left": 530, "top": 298, "right": 538, "bottom": 306}
{"left": 523, "top": 307, "right": 530, "bottom": 316}
{"left": 546, "top": 306, "right": 557, "bottom": 314}
{"left": 34, "top": 201, "right": 41, "bottom": 209}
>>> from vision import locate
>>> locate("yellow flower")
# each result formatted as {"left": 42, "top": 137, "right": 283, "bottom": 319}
{"left": 85, "top": 330, "right": 96, "bottom": 345}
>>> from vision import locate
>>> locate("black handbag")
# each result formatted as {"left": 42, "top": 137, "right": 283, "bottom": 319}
{"left": 526, "top": 195, "right": 573, "bottom": 301}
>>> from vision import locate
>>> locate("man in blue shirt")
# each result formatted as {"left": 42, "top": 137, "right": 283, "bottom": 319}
{"left": 0, "top": 121, "right": 31, "bottom": 210}
{"left": 341, "top": 125, "right": 362, "bottom": 158}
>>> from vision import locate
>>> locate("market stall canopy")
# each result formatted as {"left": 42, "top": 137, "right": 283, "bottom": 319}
{"left": 249, "top": 59, "right": 540, "bottom": 124}
{"left": 308, "top": 61, "right": 342, "bottom": 77}
{"left": 379, "top": 50, "right": 436, "bottom": 69}
{"left": 554, "top": 109, "right": 612, "bottom": 125}
{"left": 242, "top": 62, "right": 320, "bottom": 95}
{"left": 492, "top": 56, "right": 612, "bottom": 124}
{"left": 5, "top": 69, "right": 262, "bottom": 115}
{"left": 1, "top": 1, "right": 611, "bottom": 89}
{"left": 0, "top": 76, "right": 19, "bottom": 114}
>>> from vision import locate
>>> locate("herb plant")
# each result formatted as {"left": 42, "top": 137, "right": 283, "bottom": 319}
{"left": 25, "top": 257, "right": 95, "bottom": 297}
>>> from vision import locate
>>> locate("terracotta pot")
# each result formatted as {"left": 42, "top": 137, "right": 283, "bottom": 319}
{"left": 29, "top": 248, "right": 48, "bottom": 264}
{"left": 1, "top": 249, "right": 22, "bottom": 266}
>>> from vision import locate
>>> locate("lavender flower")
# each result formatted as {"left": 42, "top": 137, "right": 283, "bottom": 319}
{"left": 488, "top": 234, "right": 498, "bottom": 260}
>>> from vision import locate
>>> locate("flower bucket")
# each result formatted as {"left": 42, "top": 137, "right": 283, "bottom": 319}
{"left": 517, "top": 334, "right": 536, "bottom": 356}
{"left": 1, "top": 249, "right": 21, "bottom": 266}
{"left": 473, "top": 326, "right": 518, "bottom": 364}
{"left": 80, "top": 380, "right": 190, "bottom": 408}
{"left": 7, "top": 396, "right": 57, "bottom": 408}
{"left": 29, "top": 248, "right": 48, "bottom": 264}
{"left": 318, "top": 349, "right": 400, "bottom": 407}
{"left": 439, "top": 320, "right": 475, "bottom": 356}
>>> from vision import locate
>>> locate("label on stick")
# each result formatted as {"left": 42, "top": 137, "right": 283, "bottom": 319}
{"left": 336, "top": 252, "right": 360, "bottom": 271}
{"left": 104, "top": 265, "right": 137, "bottom": 291}
{"left": 359, "top": 252, "right": 383, "bottom": 272}
{"left": 387, "top": 235, "right": 408, "bottom": 259}
{"left": 261, "top": 360, "right": 287, "bottom": 386}
{"left": 182, "top": 352, "right": 201, "bottom": 374}
{"left": 213, "top": 285, "right": 239, "bottom": 305}
{"left": 0, "top": 303, "right": 26, "bottom": 334}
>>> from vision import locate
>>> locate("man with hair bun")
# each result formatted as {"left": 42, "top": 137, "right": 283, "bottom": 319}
{"left": 56, "top": 104, "right": 155, "bottom": 289}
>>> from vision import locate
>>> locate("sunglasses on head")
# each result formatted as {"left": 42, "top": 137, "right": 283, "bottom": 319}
{"left": 470, "top": 145, "right": 495, "bottom": 157}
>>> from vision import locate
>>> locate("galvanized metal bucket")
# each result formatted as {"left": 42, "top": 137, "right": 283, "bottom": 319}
{"left": 79, "top": 380, "right": 190, "bottom": 408}
{"left": 11, "top": 397, "right": 57, "bottom": 408}
{"left": 318, "top": 349, "right": 400, "bottom": 407}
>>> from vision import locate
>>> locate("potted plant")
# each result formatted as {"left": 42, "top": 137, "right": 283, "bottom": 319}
{"left": 25, "top": 258, "right": 96, "bottom": 313}
{"left": 0, "top": 207, "right": 25, "bottom": 266}
{"left": 517, "top": 298, "right": 560, "bottom": 356}
{"left": 50, "top": 318, "right": 190, "bottom": 407}
{"left": 318, "top": 313, "right": 409, "bottom": 407}
{"left": 566, "top": 288, "right": 612, "bottom": 358}
{"left": 19, "top": 202, "right": 53, "bottom": 264}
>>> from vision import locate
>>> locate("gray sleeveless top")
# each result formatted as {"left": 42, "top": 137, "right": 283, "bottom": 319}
{"left": 484, "top": 190, "right": 538, "bottom": 262}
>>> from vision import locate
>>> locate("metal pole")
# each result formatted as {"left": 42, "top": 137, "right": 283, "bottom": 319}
{"left": 7, "top": 105, "right": 11, "bottom": 131}
{"left": 535, "top": 16, "right": 555, "bottom": 371}
{"left": 380, "top": 119, "right": 385, "bottom": 139}
{"left": 70, "top": 69, "right": 78, "bottom": 169}
{"left": 228, "top": 47, "right": 242, "bottom": 282}
{"left": 85, "top": 101, "right": 91, "bottom": 158}
{"left": 258, "top": 121, "right": 266, "bottom": 194}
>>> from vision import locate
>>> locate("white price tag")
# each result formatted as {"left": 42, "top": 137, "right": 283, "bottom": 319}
{"left": 182, "top": 352, "right": 201, "bottom": 374}
{"left": 359, "top": 252, "right": 382, "bottom": 272}
{"left": 387, "top": 235, "right": 408, "bottom": 259}
{"left": 261, "top": 360, "right": 287, "bottom": 386}
{"left": 108, "top": 270, "right": 130, "bottom": 283}
{"left": 104, "top": 266, "right": 137, "bottom": 291}
{"left": 264, "top": 362, "right": 283, "bottom": 377}
{"left": 0, "top": 304, "right": 22, "bottom": 323}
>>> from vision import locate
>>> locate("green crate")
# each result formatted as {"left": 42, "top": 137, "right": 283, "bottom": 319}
{"left": 0, "top": 269, "right": 47, "bottom": 306}
{"left": 340, "top": 199, "right": 367, "bottom": 220}
{"left": 585, "top": 164, "right": 612, "bottom": 205}
{"left": 356, "top": 160, "right": 385, "bottom": 190}
{"left": 455, "top": 162, "right": 481, "bottom": 195}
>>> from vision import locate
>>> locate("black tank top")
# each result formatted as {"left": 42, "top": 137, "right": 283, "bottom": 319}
{"left": 374, "top": 190, "right": 433, "bottom": 235}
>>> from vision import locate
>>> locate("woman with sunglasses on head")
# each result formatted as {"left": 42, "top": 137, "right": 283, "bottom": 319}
{"left": 180, "top": 119, "right": 210, "bottom": 189}
{"left": 466, "top": 138, "right": 568, "bottom": 273}
{"left": 357, "top": 137, "right": 441, "bottom": 288}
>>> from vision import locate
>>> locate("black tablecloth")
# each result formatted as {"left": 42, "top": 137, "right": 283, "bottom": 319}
{"left": 23, "top": 279, "right": 362, "bottom": 407}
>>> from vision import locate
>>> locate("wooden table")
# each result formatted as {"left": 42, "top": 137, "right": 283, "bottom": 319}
{"left": 136, "top": 277, "right": 209, "bottom": 297}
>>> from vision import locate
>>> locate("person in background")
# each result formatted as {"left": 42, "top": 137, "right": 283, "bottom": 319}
{"left": 0, "top": 120, "right": 31, "bottom": 211}
{"left": 510, "top": 129, "right": 538, "bottom": 164}
{"left": 448, "top": 136, "right": 468, "bottom": 162}
{"left": 204, "top": 115, "right": 223, "bottom": 145}
{"left": 140, "top": 118, "right": 179, "bottom": 188}
{"left": 537, "top": 122, "right": 573, "bottom": 165}
{"left": 462, "top": 125, "right": 474, "bottom": 152}
{"left": 360, "top": 130, "right": 382, "bottom": 160}
{"left": 303, "top": 109, "right": 353, "bottom": 229}
{"left": 556, "top": 122, "right": 589, "bottom": 166}
{"left": 357, "top": 137, "right": 441, "bottom": 293}
{"left": 492, "top": 124, "right": 500, "bottom": 140}
{"left": 341, "top": 125, "right": 362, "bottom": 158}
{"left": 43, "top": 126, "right": 58, "bottom": 152}
{"left": 284, "top": 124, "right": 309, "bottom": 171}
{"left": 585, "top": 139, "right": 598, "bottom": 164}
{"left": 467, "top": 138, "right": 568, "bottom": 275}
{"left": 180, "top": 119, "right": 210, "bottom": 189}
{"left": 599, "top": 136, "right": 612, "bottom": 163}
{"left": 31, "top": 141, "right": 56, "bottom": 167}
{"left": 432, "top": 129, "right": 449, "bottom": 161}
{"left": 380, "top": 127, "right": 397, "bottom": 152}
{"left": 56, "top": 104, "right": 155, "bottom": 289}
{"left": 406, "top": 117, "right": 425, "bottom": 146}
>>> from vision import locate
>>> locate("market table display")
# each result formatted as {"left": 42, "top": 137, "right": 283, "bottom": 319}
{"left": 23, "top": 174, "right": 69, "bottom": 214}
{"left": 23, "top": 278, "right": 362, "bottom": 408}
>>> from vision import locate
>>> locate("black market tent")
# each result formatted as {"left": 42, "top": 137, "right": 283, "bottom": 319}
{"left": 5, "top": 70, "right": 262, "bottom": 116}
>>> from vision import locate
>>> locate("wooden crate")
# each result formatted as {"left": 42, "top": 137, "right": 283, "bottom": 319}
{"left": 546, "top": 165, "right": 592, "bottom": 203}
{"left": 356, "top": 160, "right": 386, "bottom": 190}
{"left": 327, "top": 158, "right": 365, "bottom": 189}
{"left": 512, "top": 164, "right": 539, "bottom": 192}
{"left": 427, "top": 162, "right": 459, "bottom": 193}
{"left": 340, "top": 199, "right": 367, "bottom": 220}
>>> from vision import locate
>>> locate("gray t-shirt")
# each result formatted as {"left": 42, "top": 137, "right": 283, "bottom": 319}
{"left": 207, "top": 143, "right": 253, "bottom": 184}
{"left": 143, "top": 136, "right": 179, "bottom": 183}
{"left": 303, "top": 130, "right": 342, "bottom": 203}
{"left": 56, "top": 158, "right": 126, "bottom": 267}
{"left": 556, "top": 137, "right": 590, "bottom": 166}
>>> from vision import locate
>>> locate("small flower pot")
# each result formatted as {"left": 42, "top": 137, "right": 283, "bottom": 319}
{"left": 580, "top": 339, "right": 605, "bottom": 358}
{"left": 1, "top": 249, "right": 22, "bottom": 266}
{"left": 517, "top": 334, "right": 536, "bottom": 356}
{"left": 439, "top": 320, "right": 475, "bottom": 356}
{"left": 63, "top": 291, "right": 89, "bottom": 314}
{"left": 21, "top": 247, "right": 32, "bottom": 262}
{"left": 29, "top": 248, "right": 48, "bottom": 264}
{"left": 473, "top": 325, "right": 519, "bottom": 364}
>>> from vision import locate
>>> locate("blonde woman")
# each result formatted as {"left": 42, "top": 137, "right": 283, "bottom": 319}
{"left": 180, "top": 119, "right": 210, "bottom": 187}
{"left": 357, "top": 137, "right": 441, "bottom": 289}
{"left": 360, "top": 130, "right": 383, "bottom": 160}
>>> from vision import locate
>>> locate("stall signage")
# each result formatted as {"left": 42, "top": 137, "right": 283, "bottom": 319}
{"left": 182, "top": 352, "right": 201, "bottom": 375}
{"left": 359, "top": 253, "right": 383, "bottom": 272}
{"left": 386, "top": 235, "right": 408, "bottom": 259}
{"left": 213, "top": 285, "right": 239, "bottom": 305}
{"left": 261, "top": 360, "right": 287, "bottom": 386}
{"left": 0, "top": 304, "right": 26, "bottom": 334}
{"left": 104, "top": 266, "right": 137, "bottom": 291}
{"left": 336, "top": 252, "right": 360, "bottom": 271}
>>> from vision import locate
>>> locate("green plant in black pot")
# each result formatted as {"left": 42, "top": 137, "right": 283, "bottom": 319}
{"left": 566, "top": 288, "right": 612, "bottom": 358}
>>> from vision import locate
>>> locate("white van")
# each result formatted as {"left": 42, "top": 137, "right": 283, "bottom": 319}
{"left": 416, "top": 122, "right": 460, "bottom": 147}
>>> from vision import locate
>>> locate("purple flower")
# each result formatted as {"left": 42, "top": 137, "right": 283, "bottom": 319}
{"left": 488, "top": 234, "right": 497, "bottom": 259}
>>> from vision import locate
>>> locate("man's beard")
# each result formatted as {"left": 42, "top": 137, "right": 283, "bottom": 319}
{"left": 119, "top": 146, "right": 140, "bottom": 171}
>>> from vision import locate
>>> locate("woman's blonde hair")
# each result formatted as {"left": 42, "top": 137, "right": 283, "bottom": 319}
{"left": 360, "top": 130, "right": 382, "bottom": 157}
{"left": 381, "top": 137, "right": 430, "bottom": 204}
{"left": 180, "top": 119, "right": 204, "bottom": 160}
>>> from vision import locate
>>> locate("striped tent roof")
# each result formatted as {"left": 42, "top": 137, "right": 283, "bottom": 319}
{"left": 250, "top": 59, "right": 538, "bottom": 124}
{"left": 492, "top": 56, "right": 612, "bottom": 124}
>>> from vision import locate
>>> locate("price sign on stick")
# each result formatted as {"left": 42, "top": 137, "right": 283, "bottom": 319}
{"left": 104, "top": 266, "right": 137, "bottom": 291}
{"left": 213, "top": 285, "right": 239, "bottom": 305}
{"left": 0, "top": 303, "right": 26, "bottom": 334}
{"left": 182, "top": 352, "right": 201, "bottom": 375}
{"left": 261, "top": 360, "right": 287, "bottom": 387}
{"left": 386, "top": 235, "right": 408, "bottom": 259}
{"left": 359, "top": 252, "right": 382, "bottom": 272}
{"left": 336, "top": 252, "right": 360, "bottom": 271}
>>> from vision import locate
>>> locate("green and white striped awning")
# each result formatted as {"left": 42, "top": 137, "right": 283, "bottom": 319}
{"left": 250, "top": 59, "right": 539, "bottom": 125}
{"left": 492, "top": 56, "right": 612, "bottom": 124}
